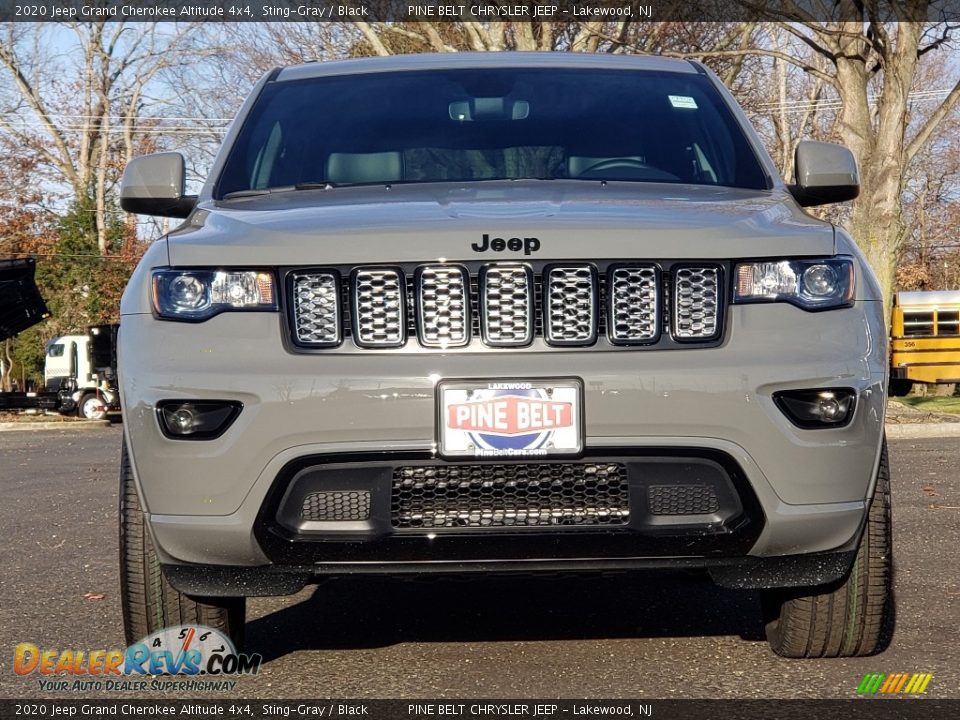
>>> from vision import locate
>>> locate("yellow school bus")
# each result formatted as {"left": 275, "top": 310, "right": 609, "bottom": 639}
{"left": 889, "top": 290, "right": 960, "bottom": 395}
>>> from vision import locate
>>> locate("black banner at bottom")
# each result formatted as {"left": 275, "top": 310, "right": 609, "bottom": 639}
{"left": 1, "top": 700, "right": 959, "bottom": 720}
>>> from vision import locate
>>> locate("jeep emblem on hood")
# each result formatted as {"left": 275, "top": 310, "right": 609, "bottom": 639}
{"left": 472, "top": 234, "right": 541, "bottom": 255}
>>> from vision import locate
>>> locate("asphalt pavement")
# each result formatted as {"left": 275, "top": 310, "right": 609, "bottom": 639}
{"left": 0, "top": 426, "right": 957, "bottom": 699}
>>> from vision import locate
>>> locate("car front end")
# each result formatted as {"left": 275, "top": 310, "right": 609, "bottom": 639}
{"left": 117, "top": 53, "right": 891, "bottom": 657}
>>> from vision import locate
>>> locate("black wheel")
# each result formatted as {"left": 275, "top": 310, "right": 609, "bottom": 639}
{"left": 119, "top": 439, "right": 246, "bottom": 648}
{"left": 888, "top": 379, "right": 912, "bottom": 397}
{"left": 764, "top": 438, "right": 893, "bottom": 658}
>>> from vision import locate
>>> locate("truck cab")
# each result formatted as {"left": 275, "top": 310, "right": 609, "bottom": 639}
{"left": 44, "top": 328, "right": 120, "bottom": 419}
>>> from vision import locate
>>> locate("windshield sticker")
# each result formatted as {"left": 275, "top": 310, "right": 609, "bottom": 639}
{"left": 669, "top": 95, "right": 699, "bottom": 110}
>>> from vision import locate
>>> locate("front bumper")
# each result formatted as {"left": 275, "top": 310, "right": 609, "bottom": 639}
{"left": 162, "top": 545, "right": 861, "bottom": 595}
{"left": 119, "top": 300, "right": 886, "bottom": 585}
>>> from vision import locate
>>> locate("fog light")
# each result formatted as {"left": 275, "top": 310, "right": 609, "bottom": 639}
{"left": 773, "top": 389, "right": 855, "bottom": 429}
{"left": 170, "top": 407, "right": 196, "bottom": 433}
{"left": 157, "top": 400, "right": 242, "bottom": 440}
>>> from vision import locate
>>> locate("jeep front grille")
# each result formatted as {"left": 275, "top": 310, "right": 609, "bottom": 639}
{"left": 416, "top": 265, "right": 470, "bottom": 348}
{"left": 287, "top": 262, "right": 723, "bottom": 350}
{"left": 352, "top": 268, "right": 405, "bottom": 347}
{"left": 673, "top": 266, "right": 720, "bottom": 340}
{"left": 290, "top": 271, "right": 341, "bottom": 346}
{"left": 481, "top": 264, "right": 534, "bottom": 346}
{"left": 544, "top": 265, "right": 597, "bottom": 345}
{"left": 392, "top": 463, "right": 629, "bottom": 529}
{"left": 609, "top": 266, "right": 659, "bottom": 344}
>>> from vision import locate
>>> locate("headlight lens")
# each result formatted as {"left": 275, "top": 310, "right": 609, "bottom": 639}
{"left": 733, "top": 257, "right": 854, "bottom": 310}
{"left": 152, "top": 269, "right": 277, "bottom": 320}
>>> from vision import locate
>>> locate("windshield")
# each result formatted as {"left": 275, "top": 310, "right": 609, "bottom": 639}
{"left": 216, "top": 67, "right": 769, "bottom": 198}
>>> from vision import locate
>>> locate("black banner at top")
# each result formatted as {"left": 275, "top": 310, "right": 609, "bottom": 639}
{"left": 1, "top": 0, "right": 959, "bottom": 22}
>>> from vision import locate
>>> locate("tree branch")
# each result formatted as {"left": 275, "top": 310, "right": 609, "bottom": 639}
{"left": 0, "top": 40, "right": 80, "bottom": 189}
{"left": 906, "top": 77, "right": 960, "bottom": 161}
{"left": 660, "top": 48, "right": 836, "bottom": 85}
{"left": 775, "top": 21, "right": 838, "bottom": 62}
{"left": 917, "top": 23, "right": 959, "bottom": 58}
{"left": 352, "top": 21, "right": 391, "bottom": 56}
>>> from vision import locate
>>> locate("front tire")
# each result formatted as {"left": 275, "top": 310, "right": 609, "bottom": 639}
{"left": 119, "top": 439, "right": 246, "bottom": 648}
{"left": 764, "top": 438, "right": 893, "bottom": 658}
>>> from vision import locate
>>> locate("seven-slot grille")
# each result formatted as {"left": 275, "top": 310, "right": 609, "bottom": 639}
{"left": 288, "top": 262, "right": 722, "bottom": 349}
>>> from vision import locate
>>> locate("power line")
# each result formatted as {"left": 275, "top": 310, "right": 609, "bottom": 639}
{"left": 3, "top": 250, "right": 138, "bottom": 261}
{"left": 1, "top": 87, "right": 956, "bottom": 136}
{"left": 752, "top": 87, "right": 954, "bottom": 111}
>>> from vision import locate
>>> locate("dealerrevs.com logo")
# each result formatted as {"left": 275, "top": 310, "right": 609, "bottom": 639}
{"left": 13, "top": 625, "right": 261, "bottom": 693}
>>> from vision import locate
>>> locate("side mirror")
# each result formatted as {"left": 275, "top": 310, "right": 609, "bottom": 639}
{"left": 120, "top": 152, "right": 196, "bottom": 218}
{"left": 789, "top": 141, "right": 859, "bottom": 207}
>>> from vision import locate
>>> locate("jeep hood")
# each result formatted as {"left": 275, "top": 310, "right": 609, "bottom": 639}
{"left": 0, "top": 259, "right": 49, "bottom": 342}
{"left": 168, "top": 181, "right": 834, "bottom": 266}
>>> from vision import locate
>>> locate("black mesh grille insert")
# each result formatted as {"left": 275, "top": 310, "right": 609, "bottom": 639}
{"left": 392, "top": 463, "right": 629, "bottom": 529}
{"left": 301, "top": 491, "right": 371, "bottom": 521}
{"left": 647, "top": 485, "right": 719, "bottom": 515}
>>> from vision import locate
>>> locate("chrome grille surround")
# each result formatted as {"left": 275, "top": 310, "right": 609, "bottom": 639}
{"left": 544, "top": 265, "right": 597, "bottom": 346}
{"left": 416, "top": 265, "right": 470, "bottom": 348}
{"left": 288, "top": 261, "right": 725, "bottom": 350}
{"left": 480, "top": 264, "right": 534, "bottom": 347}
{"left": 290, "top": 270, "right": 341, "bottom": 347}
{"left": 351, "top": 268, "right": 406, "bottom": 348}
{"left": 608, "top": 265, "right": 659, "bottom": 344}
{"left": 673, "top": 266, "right": 721, "bottom": 340}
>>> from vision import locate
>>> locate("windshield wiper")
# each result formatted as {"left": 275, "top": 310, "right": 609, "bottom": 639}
{"left": 222, "top": 182, "right": 372, "bottom": 200}
{"left": 222, "top": 185, "right": 296, "bottom": 200}
{"left": 294, "top": 182, "right": 339, "bottom": 190}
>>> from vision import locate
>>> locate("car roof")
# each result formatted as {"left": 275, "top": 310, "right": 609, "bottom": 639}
{"left": 896, "top": 290, "right": 960, "bottom": 307}
{"left": 276, "top": 52, "right": 701, "bottom": 82}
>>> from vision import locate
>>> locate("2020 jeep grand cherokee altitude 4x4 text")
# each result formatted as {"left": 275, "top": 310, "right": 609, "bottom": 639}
{"left": 117, "top": 53, "right": 892, "bottom": 658}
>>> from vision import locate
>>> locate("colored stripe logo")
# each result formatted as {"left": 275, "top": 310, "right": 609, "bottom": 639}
{"left": 857, "top": 673, "right": 933, "bottom": 695}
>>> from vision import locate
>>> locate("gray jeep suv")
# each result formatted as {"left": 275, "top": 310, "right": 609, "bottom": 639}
{"left": 118, "top": 52, "right": 892, "bottom": 658}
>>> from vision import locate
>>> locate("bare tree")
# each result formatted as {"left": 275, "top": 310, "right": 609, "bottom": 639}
{"left": 0, "top": 22, "right": 196, "bottom": 255}
{"left": 661, "top": 10, "right": 960, "bottom": 306}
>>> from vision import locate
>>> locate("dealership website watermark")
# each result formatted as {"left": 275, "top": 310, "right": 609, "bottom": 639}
{"left": 12, "top": 625, "right": 262, "bottom": 694}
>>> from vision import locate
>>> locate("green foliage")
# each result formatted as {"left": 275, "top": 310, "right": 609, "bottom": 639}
{"left": 8, "top": 328, "right": 45, "bottom": 389}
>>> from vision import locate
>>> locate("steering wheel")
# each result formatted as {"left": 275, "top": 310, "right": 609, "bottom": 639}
{"left": 579, "top": 158, "right": 654, "bottom": 175}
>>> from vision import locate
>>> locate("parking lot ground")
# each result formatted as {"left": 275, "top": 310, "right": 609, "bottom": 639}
{"left": 0, "top": 427, "right": 957, "bottom": 699}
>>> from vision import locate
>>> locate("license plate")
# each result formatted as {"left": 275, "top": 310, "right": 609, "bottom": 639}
{"left": 437, "top": 378, "right": 583, "bottom": 459}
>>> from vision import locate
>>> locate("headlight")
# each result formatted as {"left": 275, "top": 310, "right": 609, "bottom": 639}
{"left": 152, "top": 269, "right": 277, "bottom": 321}
{"left": 732, "top": 257, "right": 854, "bottom": 310}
